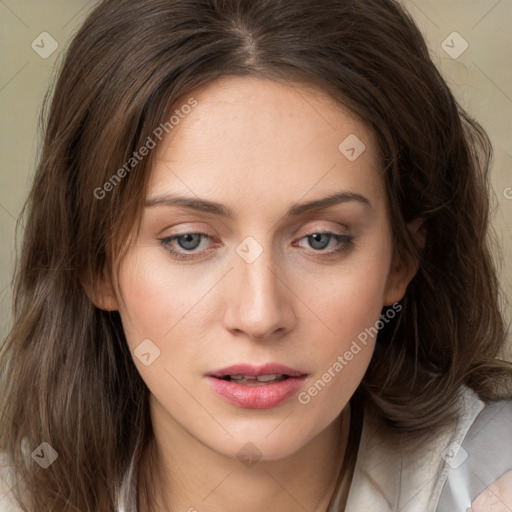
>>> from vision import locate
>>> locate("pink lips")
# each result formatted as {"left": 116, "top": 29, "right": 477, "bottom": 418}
{"left": 206, "top": 363, "right": 307, "bottom": 409}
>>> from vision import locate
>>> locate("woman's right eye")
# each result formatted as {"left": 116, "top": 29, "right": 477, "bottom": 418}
{"left": 158, "top": 233, "right": 214, "bottom": 261}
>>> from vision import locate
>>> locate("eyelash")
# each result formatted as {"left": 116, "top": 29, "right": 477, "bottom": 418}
{"left": 158, "top": 230, "right": 354, "bottom": 261}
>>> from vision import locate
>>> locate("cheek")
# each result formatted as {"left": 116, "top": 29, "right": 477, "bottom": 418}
{"left": 302, "top": 249, "right": 391, "bottom": 346}
{"left": 115, "top": 252, "right": 215, "bottom": 404}
{"left": 325, "top": 268, "right": 387, "bottom": 323}
{"left": 116, "top": 248, "right": 209, "bottom": 347}
{"left": 293, "top": 246, "right": 392, "bottom": 411}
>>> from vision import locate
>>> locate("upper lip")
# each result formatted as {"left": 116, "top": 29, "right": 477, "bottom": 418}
{"left": 207, "top": 363, "right": 306, "bottom": 378}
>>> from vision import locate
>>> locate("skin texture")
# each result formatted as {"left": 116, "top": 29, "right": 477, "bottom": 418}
{"left": 471, "top": 471, "right": 512, "bottom": 512}
{"left": 94, "top": 76, "right": 419, "bottom": 511}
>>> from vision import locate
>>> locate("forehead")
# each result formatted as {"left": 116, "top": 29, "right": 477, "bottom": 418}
{"left": 149, "top": 76, "right": 386, "bottom": 213}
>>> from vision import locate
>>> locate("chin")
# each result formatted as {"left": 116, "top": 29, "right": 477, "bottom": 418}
{"left": 205, "top": 425, "right": 318, "bottom": 463}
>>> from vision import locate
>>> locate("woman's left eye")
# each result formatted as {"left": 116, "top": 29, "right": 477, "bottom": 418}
{"left": 158, "top": 230, "right": 354, "bottom": 261}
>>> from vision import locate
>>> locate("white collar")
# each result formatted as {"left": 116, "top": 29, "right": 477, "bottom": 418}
{"left": 345, "top": 386, "right": 484, "bottom": 511}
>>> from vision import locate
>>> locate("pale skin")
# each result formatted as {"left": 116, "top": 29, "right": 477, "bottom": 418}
{"left": 91, "top": 76, "right": 422, "bottom": 511}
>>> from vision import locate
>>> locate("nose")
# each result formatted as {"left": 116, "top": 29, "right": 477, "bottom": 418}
{"left": 223, "top": 245, "right": 296, "bottom": 341}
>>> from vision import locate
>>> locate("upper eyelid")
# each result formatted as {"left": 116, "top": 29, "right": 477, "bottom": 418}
{"left": 161, "top": 227, "right": 350, "bottom": 241}
{"left": 158, "top": 218, "right": 351, "bottom": 236}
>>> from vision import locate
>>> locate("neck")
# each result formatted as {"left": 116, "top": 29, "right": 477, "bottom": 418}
{"left": 138, "top": 403, "right": 352, "bottom": 512}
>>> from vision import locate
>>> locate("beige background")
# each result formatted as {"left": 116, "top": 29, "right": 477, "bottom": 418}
{"left": 0, "top": 0, "right": 511, "bottom": 355}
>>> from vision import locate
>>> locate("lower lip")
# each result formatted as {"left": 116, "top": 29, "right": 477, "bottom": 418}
{"left": 206, "top": 376, "right": 307, "bottom": 409}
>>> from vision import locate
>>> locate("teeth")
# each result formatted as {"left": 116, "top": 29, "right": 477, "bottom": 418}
{"left": 222, "top": 374, "right": 286, "bottom": 385}
{"left": 256, "top": 374, "right": 280, "bottom": 382}
{"left": 227, "top": 374, "right": 281, "bottom": 381}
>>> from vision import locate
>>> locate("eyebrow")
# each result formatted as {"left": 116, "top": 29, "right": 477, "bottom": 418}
{"left": 144, "top": 191, "right": 372, "bottom": 217}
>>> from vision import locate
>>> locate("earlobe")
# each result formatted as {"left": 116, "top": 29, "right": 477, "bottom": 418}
{"left": 81, "top": 269, "right": 120, "bottom": 311}
{"left": 383, "top": 217, "right": 426, "bottom": 306}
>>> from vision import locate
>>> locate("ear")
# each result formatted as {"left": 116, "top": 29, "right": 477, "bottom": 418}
{"left": 81, "top": 267, "right": 120, "bottom": 311}
{"left": 383, "top": 217, "right": 426, "bottom": 306}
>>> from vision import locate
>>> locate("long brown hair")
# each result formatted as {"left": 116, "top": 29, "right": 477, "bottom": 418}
{"left": 1, "top": 0, "right": 511, "bottom": 510}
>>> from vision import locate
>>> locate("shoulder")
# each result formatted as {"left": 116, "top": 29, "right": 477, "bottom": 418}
{"left": 436, "top": 396, "right": 512, "bottom": 511}
{"left": 346, "top": 386, "right": 512, "bottom": 512}
{"left": 0, "top": 452, "right": 28, "bottom": 512}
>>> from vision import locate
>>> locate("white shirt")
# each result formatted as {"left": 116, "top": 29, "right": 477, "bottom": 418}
{"left": 1, "top": 386, "right": 511, "bottom": 511}
{"left": 345, "top": 386, "right": 512, "bottom": 511}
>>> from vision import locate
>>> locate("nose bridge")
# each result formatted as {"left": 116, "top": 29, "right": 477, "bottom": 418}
{"left": 225, "top": 235, "right": 294, "bottom": 339}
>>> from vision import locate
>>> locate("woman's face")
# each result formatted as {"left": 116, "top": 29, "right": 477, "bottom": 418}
{"left": 106, "top": 76, "right": 411, "bottom": 461}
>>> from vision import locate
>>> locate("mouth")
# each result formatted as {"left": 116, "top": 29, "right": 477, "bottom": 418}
{"left": 207, "top": 363, "right": 306, "bottom": 383}
{"left": 206, "top": 363, "right": 307, "bottom": 409}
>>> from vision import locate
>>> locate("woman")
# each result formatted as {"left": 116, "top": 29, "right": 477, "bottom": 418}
{"left": 1, "top": 0, "right": 511, "bottom": 511}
